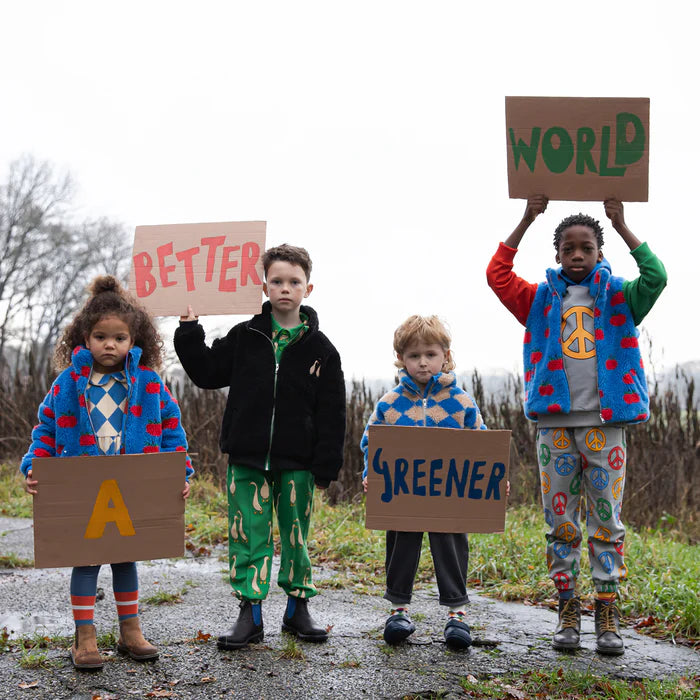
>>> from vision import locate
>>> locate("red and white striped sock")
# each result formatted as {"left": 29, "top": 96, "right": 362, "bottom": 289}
{"left": 114, "top": 590, "right": 139, "bottom": 621}
{"left": 71, "top": 594, "right": 96, "bottom": 627}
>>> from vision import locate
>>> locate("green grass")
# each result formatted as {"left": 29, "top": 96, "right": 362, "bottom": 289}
{"left": 0, "top": 463, "right": 32, "bottom": 518}
{"left": 460, "top": 669, "right": 700, "bottom": 699}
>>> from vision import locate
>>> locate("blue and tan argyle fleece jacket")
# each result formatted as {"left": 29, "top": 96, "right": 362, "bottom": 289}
{"left": 360, "top": 369, "right": 486, "bottom": 478}
{"left": 20, "top": 345, "right": 194, "bottom": 478}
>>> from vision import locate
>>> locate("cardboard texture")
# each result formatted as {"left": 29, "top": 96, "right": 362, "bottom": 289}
{"left": 365, "top": 426, "right": 511, "bottom": 534}
{"left": 32, "top": 453, "right": 186, "bottom": 568}
{"left": 506, "top": 96, "right": 650, "bottom": 202}
{"left": 128, "top": 220, "right": 266, "bottom": 316}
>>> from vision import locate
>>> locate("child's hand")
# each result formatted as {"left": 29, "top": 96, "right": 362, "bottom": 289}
{"left": 24, "top": 469, "right": 38, "bottom": 496}
{"left": 182, "top": 482, "right": 191, "bottom": 500}
{"left": 604, "top": 199, "right": 626, "bottom": 229}
{"left": 180, "top": 305, "right": 198, "bottom": 322}
{"left": 506, "top": 480, "right": 511, "bottom": 499}
{"left": 362, "top": 476, "right": 368, "bottom": 493}
{"left": 523, "top": 195, "right": 548, "bottom": 224}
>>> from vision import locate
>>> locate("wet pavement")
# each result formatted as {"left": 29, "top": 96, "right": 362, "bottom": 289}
{"left": 0, "top": 516, "right": 698, "bottom": 699}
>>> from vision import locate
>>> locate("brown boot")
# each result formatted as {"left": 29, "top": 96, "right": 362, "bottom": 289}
{"left": 594, "top": 599, "right": 624, "bottom": 656}
{"left": 117, "top": 617, "right": 159, "bottom": 661}
{"left": 70, "top": 624, "right": 104, "bottom": 670}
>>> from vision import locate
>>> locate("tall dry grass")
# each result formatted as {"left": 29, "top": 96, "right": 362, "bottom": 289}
{"left": 2, "top": 355, "right": 697, "bottom": 538}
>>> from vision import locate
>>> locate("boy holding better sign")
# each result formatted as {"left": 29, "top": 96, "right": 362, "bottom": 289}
{"left": 175, "top": 244, "right": 345, "bottom": 649}
{"left": 486, "top": 197, "right": 666, "bottom": 655}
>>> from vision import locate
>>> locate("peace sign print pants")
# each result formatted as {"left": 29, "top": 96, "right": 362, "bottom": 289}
{"left": 226, "top": 464, "right": 318, "bottom": 601}
{"left": 536, "top": 425, "right": 627, "bottom": 595}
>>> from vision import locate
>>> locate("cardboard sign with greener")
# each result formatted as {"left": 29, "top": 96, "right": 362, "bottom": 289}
{"left": 365, "top": 426, "right": 511, "bottom": 533}
{"left": 32, "top": 453, "right": 186, "bottom": 568}
{"left": 128, "top": 221, "right": 266, "bottom": 316}
{"left": 506, "top": 96, "right": 650, "bottom": 202}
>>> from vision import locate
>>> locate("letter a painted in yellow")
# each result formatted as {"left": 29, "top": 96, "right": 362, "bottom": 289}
{"left": 84, "top": 479, "right": 136, "bottom": 539}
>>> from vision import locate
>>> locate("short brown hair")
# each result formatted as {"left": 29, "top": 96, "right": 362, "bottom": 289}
{"left": 262, "top": 244, "right": 312, "bottom": 281}
{"left": 393, "top": 315, "right": 455, "bottom": 371}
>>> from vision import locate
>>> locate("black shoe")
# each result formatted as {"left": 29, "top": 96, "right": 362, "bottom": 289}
{"left": 383, "top": 611, "right": 415, "bottom": 645}
{"left": 552, "top": 596, "right": 581, "bottom": 651}
{"left": 217, "top": 600, "right": 264, "bottom": 650}
{"left": 282, "top": 598, "right": 328, "bottom": 642}
{"left": 595, "top": 599, "right": 624, "bottom": 656}
{"left": 444, "top": 618, "right": 472, "bottom": 649}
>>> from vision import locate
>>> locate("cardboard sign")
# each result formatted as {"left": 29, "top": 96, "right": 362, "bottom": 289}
{"left": 32, "top": 453, "right": 186, "bottom": 568}
{"left": 506, "top": 96, "right": 650, "bottom": 202}
{"left": 365, "top": 426, "right": 511, "bottom": 533}
{"left": 128, "top": 221, "right": 266, "bottom": 316}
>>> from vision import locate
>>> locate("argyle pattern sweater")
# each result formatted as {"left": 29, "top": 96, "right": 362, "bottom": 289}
{"left": 21, "top": 346, "right": 193, "bottom": 478}
{"left": 524, "top": 262, "right": 649, "bottom": 423}
{"left": 360, "top": 370, "right": 486, "bottom": 478}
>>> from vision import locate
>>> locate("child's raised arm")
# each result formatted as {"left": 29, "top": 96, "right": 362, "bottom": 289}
{"left": 603, "top": 199, "right": 642, "bottom": 250}
{"left": 504, "top": 195, "right": 549, "bottom": 249}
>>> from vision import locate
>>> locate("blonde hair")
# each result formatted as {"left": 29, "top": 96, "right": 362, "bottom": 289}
{"left": 393, "top": 315, "right": 455, "bottom": 371}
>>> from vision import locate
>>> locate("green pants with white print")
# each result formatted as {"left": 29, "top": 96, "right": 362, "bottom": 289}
{"left": 227, "top": 464, "right": 318, "bottom": 601}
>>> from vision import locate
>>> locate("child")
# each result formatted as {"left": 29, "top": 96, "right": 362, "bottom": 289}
{"left": 486, "top": 197, "right": 667, "bottom": 655}
{"left": 361, "top": 315, "right": 486, "bottom": 649}
{"left": 174, "top": 243, "right": 346, "bottom": 649}
{"left": 20, "top": 275, "right": 194, "bottom": 670}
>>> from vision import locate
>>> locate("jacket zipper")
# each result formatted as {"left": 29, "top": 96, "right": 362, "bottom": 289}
{"left": 251, "top": 327, "right": 279, "bottom": 467}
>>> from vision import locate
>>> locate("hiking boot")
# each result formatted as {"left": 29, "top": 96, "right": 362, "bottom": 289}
{"left": 217, "top": 600, "right": 264, "bottom": 650}
{"left": 595, "top": 599, "right": 624, "bottom": 656}
{"left": 383, "top": 609, "right": 415, "bottom": 645}
{"left": 552, "top": 596, "right": 581, "bottom": 651}
{"left": 444, "top": 618, "right": 472, "bottom": 649}
{"left": 117, "top": 617, "right": 159, "bottom": 661}
{"left": 282, "top": 598, "right": 328, "bottom": 642}
{"left": 70, "top": 624, "right": 104, "bottom": 670}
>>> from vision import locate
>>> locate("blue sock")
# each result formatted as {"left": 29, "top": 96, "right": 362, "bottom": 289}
{"left": 251, "top": 601, "right": 262, "bottom": 626}
{"left": 559, "top": 589, "right": 574, "bottom": 601}
{"left": 286, "top": 598, "right": 296, "bottom": 617}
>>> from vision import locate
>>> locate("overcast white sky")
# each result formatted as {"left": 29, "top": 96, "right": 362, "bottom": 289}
{"left": 0, "top": 1, "right": 695, "bottom": 381}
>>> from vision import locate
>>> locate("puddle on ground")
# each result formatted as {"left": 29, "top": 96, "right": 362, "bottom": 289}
{"left": 0, "top": 612, "right": 67, "bottom": 639}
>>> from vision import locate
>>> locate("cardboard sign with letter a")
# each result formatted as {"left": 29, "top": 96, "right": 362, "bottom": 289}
{"left": 506, "top": 96, "right": 650, "bottom": 202}
{"left": 32, "top": 453, "right": 186, "bottom": 568}
{"left": 365, "top": 426, "right": 511, "bottom": 533}
{"left": 128, "top": 220, "right": 266, "bottom": 317}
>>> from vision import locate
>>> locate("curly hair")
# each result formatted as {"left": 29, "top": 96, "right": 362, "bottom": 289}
{"left": 53, "top": 276, "right": 164, "bottom": 371}
{"left": 393, "top": 315, "right": 456, "bottom": 371}
{"left": 262, "top": 244, "right": 312, "bottom": 281}
{"left": 553, "top": 213, "right": 604, "bottom": 250}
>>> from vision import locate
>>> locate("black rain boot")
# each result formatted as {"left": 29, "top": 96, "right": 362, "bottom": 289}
{"left": 217, "top": 600, "right": 264, "bottom": 650}
{"left": 282, "top": 597, "right": 328, "bottom": 642}
{"left": 383, "top": 609, "right": 415, "bottom": 645}
{"left": 552, "top": 596, "right": 581, "bottom": 651}
{"left": 594, "top": 599, "right": 624, "bottom": 656}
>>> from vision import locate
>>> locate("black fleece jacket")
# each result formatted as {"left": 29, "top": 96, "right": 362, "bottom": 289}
{"left": 174, "top": 302, "right": 346, "bottom": 487}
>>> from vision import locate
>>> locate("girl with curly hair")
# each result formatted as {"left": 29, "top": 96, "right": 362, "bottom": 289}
{"left": 21, "top": 275, "right": 193, "bottom": 670}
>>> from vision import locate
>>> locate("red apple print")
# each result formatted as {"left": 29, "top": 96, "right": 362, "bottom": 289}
{"left": 621, "top": 337, "right": 638, "bottom": 349}
{"left": 610, "top": 314, "right": 627, "bottom": 327}
{"left": 131, "top": 376, "right": 136, "bottom": 384}
{"left": 70, "top": 371, "right": 80, "bottom": 381}
{"left": 605, "top": 358, "right": 617, "bottom": 370}
{"left": 57, "top": 444, "right": 64, "bottom": 454}
{"left": 530, "top": 351, "right": 543, "bottom": 364}
{"left": 163, "top": 417, "right": 179, "bottom": 430}
{"left": 146, "top": 382, "right": 160, "bottom": 394}
{"left": 594, "top": 272, "right": 600, "bottom": 283}
{"left": 160, "top": 400, "right": 166, "bottom": 409}
{"left": 72, "top": 347, "right": 80, "bottom": 355}
{"left": 547, "top": 403, "right": 562, "bottom": 413}
{"left": 595, "top": 329, "right": 604, "bottom": 340}
{"left": 525, "top": 370, "right": 534, "bottom": 383}
{"left": 622, "top": 373, "right": 634, "bottom": 384}
{"left": 130, "top": 405, "right": 142, "bottom": 417}
{"left": 79, "top": 395, "right": 86, "bottom": 407}
{"left": 640, "top": 358, "right": 644, "bottom": 369}
{"left": 544, "top": 328, "right": 550, "bottom": 338}
{"left": 605, "top": 282, "right": 610, "bottom": 290}
{"left": 538, "top": 384, "right": 554, "bottom": 396}
{"left": 543, "top": 304, "right": 551, "bottom": 317}
{"left": 39, "top": 435, "right": 56, "bottom": 447}
{"left": 143, "top": 445, "right": 160, "bottom": 453}
{"left": 176, "top": 445, "right": 186, "bottom": 452}
{"left": 524, "top": 331, "right": 532, "bottom": 344}
{"left": 43, "top": 406, "right": 55, "bottom": 419}
{"left": 146, "top": 422, "right": 163, "bottom": 437}
{"left": 636, "top": 413, "right": 648, "bottom": 421}
{"left": 594, "top": 308, "right": 601, "bottom": 318}
{"left": 57, "top": 413, "right": 78, "bottom": 428}
{"left": 79, "top": 434, "right": 96, "bottom": 446}
{"left": 547, "top": 358, "right": 563, "bottom": 371}
{"left": 81, "top": 366, "right": 90, "bottom": 377}
{"left": 623, "top": 393, "right": 640, "bottom": 404}
{"left": 33, "top": 448, "right": 51, "bottom": 458}
{"left": 611, "top": 291, "right": 625, "bottom": 306}
{"left": 53, "top": 385, "right": 60, "bottom": 396}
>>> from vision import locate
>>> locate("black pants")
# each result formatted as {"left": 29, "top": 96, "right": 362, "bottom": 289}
{"left": 384, "top": 530, "right": 469, "bottom": 607}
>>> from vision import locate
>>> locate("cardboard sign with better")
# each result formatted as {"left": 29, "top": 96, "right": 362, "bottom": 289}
{"left": 365, "top": 425, "right": 511, "bottom": 534}
{"left": 128, "top": 220, "right": 266, "bottom": 316}
{"left": 506, "top": 96, "right": 650, "bottom": 202}
{"left": 31, "top": 453, "right": 186, "bottom": 568}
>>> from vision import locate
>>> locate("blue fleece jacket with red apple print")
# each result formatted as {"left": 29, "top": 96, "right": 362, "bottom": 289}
{"left": 20, "top": 345, "right": 194, "bottom": 477}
